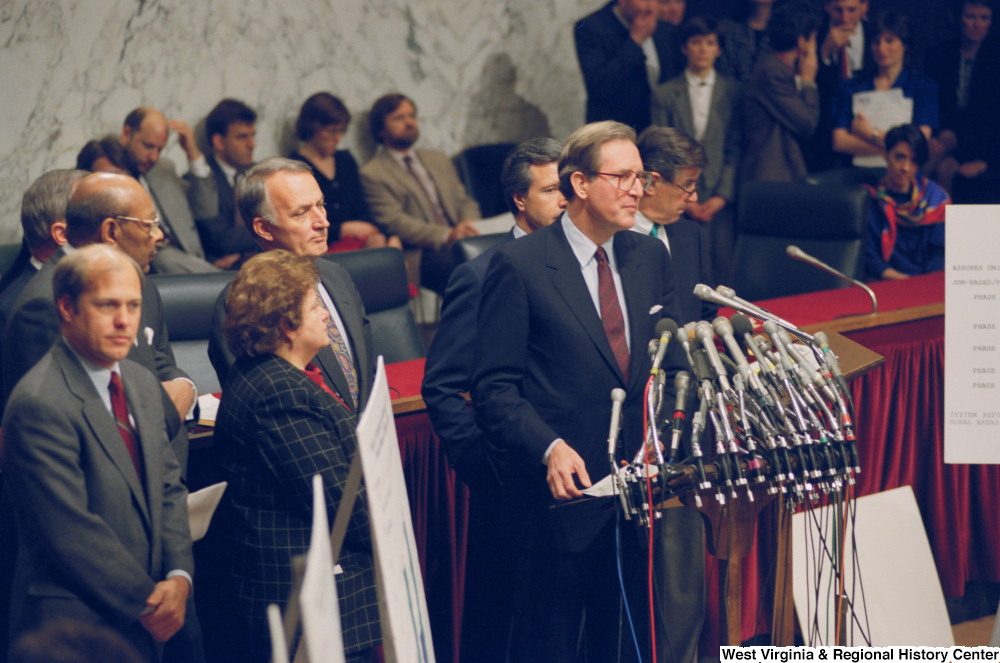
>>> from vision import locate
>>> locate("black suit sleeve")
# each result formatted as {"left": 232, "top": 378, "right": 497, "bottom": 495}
{"left": 2, "top": 297, "right": 60, "bottom": 407}
{"left": 575, "top": 17, "right": 647, "bottom": 108}
{"left": 207, "top": 286, "right": 234, "bottom": 389}
{"left": 422, "top": 263, "right": 501, "bottom": 488}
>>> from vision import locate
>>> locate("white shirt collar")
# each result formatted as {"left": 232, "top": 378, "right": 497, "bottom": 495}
{"left": 65, "top": 339, "right": 121, "bottom": 414}
{"left": 216, "top": 156, "right": 239, "bottom": 188}
{"left": 511, "top": 223, "right": 528, "bottom": 239}
{"left": 684, "top": 68, "right": 716, "bottom": 88}
{"left": 29, "top": 255, "right": 44, "bottom": 271}
{"left": 387, "top": 146, "right": 418, "bottom": 169}
{"left": 561, "top": 212, "right": 618, "bottom": 272}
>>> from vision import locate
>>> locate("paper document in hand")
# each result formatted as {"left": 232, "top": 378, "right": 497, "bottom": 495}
{"left": 299, "top": 473, "right": 346, "bottom": 663}
{"left": 851, "top": 88, "right": 913, "bottom": 168}
{"left": 268, "top": 604, "right": 290, "bottom": 663}
{"left": 197, "top": 393, "right": 220, "bottom": 426}
{"left": 186, "top": 482, "right": 227, "bottom": 541}
{"left": 355, "top": 357, "right": 435, "bottom": 663}
{"left": 582, "top": 466, "right": 659, "bottom": 498}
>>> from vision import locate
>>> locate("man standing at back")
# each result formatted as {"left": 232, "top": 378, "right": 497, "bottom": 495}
{"left": 207, "top": 157, "right": 373, "bottom": 413}
{"left": 422, "top": 137, "right": 565, "bottom": 663}
{"left": 120, "top": 107, "right": 218, "bottom": 273}
{"left": 2, "top": 244, "right": 194, "bottom": 662}
{"left": 472, "top": 121, "right": 687, "bottom": 662}
{"left": 201, "top": 98, "right": 260, "bottom": 269}
{"left": 360, "top": 93, "right": 480, "bottom": 294}
{"left": 575, "top": 0, "right": 682, "bottom": 133}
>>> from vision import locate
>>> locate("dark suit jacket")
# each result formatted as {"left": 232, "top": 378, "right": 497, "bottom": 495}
{"left": 0, "top": 260, "right": 37, "bottom": 337}
{"left": 575, "top": 1, "right": 681, "bottom": 132}
{"left": 214, "top": 353, "right": 380, "bottom": 659}
{"left": 144, "top": 158, "right": 216, "bottom": 261}
{"left": 1, "top": 247, "right": 190, "bottom": 469}
{"left": 1, "top": 340, "right": 193, "bottom": 659}
{"left": 197, "top": 156, "right": 258, "bottom": 261}
{"left": 742, "top": 52, "right": 820, "bottom": 183}
{"left": 653, "top": 72, "right": 742, "bottom": 203}
{"left": 471, "top": 218, "right": 686, "bottom": 553}
{"left": 663, "top": 218, "right": 718, "bottom": 324}
{"left": 421, "top": 231, "right": 514, "bottom": 488}
{"left": 208, "top": 257, "right": 373, "bottom": 413}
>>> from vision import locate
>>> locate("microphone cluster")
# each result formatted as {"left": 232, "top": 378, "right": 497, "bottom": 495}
{"left": 607, "top": 284, "right": 860, "bottom": 522}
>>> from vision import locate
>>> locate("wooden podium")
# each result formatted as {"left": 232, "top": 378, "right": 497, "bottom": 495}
{"left": 670, "top": 330, "right": 884, "bottom": 648}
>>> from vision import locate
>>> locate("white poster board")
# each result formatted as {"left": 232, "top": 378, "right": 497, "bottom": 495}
{"left": 945, "top": 205, "right": 1000, "bottom": 464}
{"left": 792, "top": 486, "right": 953, "bottom": 646}
{"left": 299, "top": 474, "right": 346, "bottom": 663}
{"left": 355, "top": 357, "right": 435, "bottom": 663}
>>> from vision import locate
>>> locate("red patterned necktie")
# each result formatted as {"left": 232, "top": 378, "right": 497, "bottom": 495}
{"left": 316, "top": 286, "right": 359, "bottom": 408}
{"left": 108, "top": 371, "right": 144, "bottom": 483}
{"left": 594, "top": 247, "right": 630, "bottom": 383}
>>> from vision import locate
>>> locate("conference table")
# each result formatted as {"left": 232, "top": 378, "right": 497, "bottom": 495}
{"left": 383, "top": 269, "right": 1000, "bottom": 661}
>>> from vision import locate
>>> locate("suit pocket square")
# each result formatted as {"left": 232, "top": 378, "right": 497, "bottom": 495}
{"left": 145, "top": 327, "right": 154, "bottom": 346}
{"left": 649, "top": 305, "right": 663, "bottom": 315}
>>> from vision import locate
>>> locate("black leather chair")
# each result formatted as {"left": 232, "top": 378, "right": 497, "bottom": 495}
{"left": 150, "top": 271, "right": 236, "bottom": 394}
{"left": 322, "top": 248, "right": 424, "bottom": 363}
{"left": 803, "top": 167, "right": 885, "bottom": 188}
{"left": 728, "top": 181, "right": 869, "bottom": 301}
{"left": 453, "top": 143, "right": 517, "bottom": 218}
{"left": 452, "top": 232, "right": 510, "bottom": 266}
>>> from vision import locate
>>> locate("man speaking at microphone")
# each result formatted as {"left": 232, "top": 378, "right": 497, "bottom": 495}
{"left": 472, "top": 121, "right": 690, "bottom": 663}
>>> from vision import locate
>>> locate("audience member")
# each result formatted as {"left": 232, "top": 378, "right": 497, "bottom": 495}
{"left": 634, "top": 126, "right": 717, "bottom": 323}
{"left": 201, "top": 98, "right": 260, "bottom": 269}
{"left": 716, "top": 0, "right": 774, "bottom": 83}
{"left": 863, "top": 124, "right": 947, "bottom": 281}
{"left": 1, "top": 244, "right": 195, "bottom": 663}
{"left": 208, "top": 158, "right": 374, "bottom": 411}
{"left": 215, "top": 250, "right": 380, "bottom": 663}
{"left": 120, "top": 107, "right": 218, "bottom": 273}
{"left": 471, "top": 121, "right": 688, "bottom": 663}
{"left": 832, "top": 11, "right": 939, "bottom": 164}
{"left": 808, "top": 0, "right": 874, "bottom": 171}
{"left": 574, "top": 0, "right": 682, "bottom": 133}
{"left": 290, "top": 93, "right": 398, "bottom": 251}
{"left": 925, "top": 0, "right": 1000, "bottom": 202}
{"left": 658, "top": 0, "right": 685, "bottom": 26}
{"left": 359, "top": 93, "right": 480, "bottom": 293}
{"left": 653, "top": 16, "right": 742, "bottom": 284}
{"left": 9, "top": 619, "right": 143, "bottom": 663}
{"left": 76, "top": 136, "right": 138, "bottom": 176}
{"left": 742, "top": 0, "right": 821, "bottom": 183}
{"left": 2, "top": 172, "right": 196, "bottom": 473}
{"left": 422, "top": 137, "right": 564, "bottom": 663}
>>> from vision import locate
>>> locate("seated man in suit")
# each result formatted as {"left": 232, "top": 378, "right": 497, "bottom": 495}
{"left": 200, "top": 98, "right": 260, "bottom": 269}
{"left": 0, "top": 170, "right": 85, "bottom": 332}
{"left": 472, "top": 121, "right": 689, "bottom": 663}
{"left": 1, "top": 244, "right": 194, "bottom": 662}
{"left": 421, "top": 137, "right": 565, "bottom": 663}
{"left": 575, "top": 0, "right": 682, "bottom": 133}
{"left": 632, "top": 126, "right": 718, "bottom": 324}
{"left": 208, "top": 157, "right": 373, "bottom": 413}
{"left": 359, "top": 93, "right": 481, "bottom": 294}
{"left": 120, "top": 107, "right": 218, "bottom": 274}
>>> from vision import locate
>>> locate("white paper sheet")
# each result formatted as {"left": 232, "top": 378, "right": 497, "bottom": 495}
{"left": 851, "top": 89, "right": 913, "bottom": 168}
{"left": 268, "top": 603, "right": 290, "bottom": 663}
{"left": 197, "top": 393, "right": 220, "bottom": 426}
{"left": 472, "top": 212, "right": 515, "bottom": 236}
{"left": 186, "top": 481, "right": 227, "bottom": 542}
{"left": 299, "top": 474, "right": 346, "bottom": 663}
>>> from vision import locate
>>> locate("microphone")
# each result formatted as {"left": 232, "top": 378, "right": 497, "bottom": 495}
{"left": 694, "top": 284, "right": 815, "bottom": 345}
{"left": 717, "top": 285, "right": 800, "bottom": 332}
{"left": 607, "top": 388, "right": 627, "bottom": 471}
{"left": 786, "top": 245, "right": 878, "bottom": 314}
{"left": 813, "top": 331, "right": 844, "bottom": 381}
{"left": 651, "top": 318, "right": 678, "bottom": 374}
{"left": 776, "top": 329, "right": 837, "bottom": 403}
{"left": 713, "top": 316, "right": 750, "bottom": 384}
{"left": 695, "top": 321, "right": 732, "bottom": 392}
{"left": 669, "top": 372, "right": 691, "bottom": 462}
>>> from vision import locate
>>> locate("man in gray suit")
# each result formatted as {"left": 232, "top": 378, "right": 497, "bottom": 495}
{"left": 120, "top": 107, "right": 218, "bottom": 274}
{"left": 1, "top": 244, "right": 194, "bottom": 662}
{"left": 359, "top": 93, "right": 481, "bottom": 293}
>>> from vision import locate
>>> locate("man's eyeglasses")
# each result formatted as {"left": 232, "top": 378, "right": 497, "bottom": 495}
{"left": 115, "top": 215, "right": 162, "bottom": 238}
{"left": 667, "top": 179, "right": 697, "bottom": 198}
{"left": 595, "top": 170, "right": 654, "bottom": 192}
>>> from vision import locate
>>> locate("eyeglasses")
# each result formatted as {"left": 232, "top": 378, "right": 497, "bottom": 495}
{"left": 595, "top": 170, "right": 654, "bottom": 192}
{"left": 115, "top": 215, "right": 162, "bottom": 238}
{"left": 667, "top": 179, "right": 697, "bottom": 198}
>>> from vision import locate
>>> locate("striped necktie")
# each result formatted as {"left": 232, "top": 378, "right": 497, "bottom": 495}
{"left": 316, "top": 285, "right": 359, "bottom": 408}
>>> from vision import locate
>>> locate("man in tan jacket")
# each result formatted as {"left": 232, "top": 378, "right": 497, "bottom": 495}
{"left": 360, "top": 93, "right": 481, "bottom": 292}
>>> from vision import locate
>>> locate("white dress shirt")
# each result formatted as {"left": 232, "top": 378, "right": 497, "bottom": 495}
{"left": 630, "top": 210, "right": 671, "bottom": 256}
{"left": 685, "top": 68, "right": 716, "bottom": 142}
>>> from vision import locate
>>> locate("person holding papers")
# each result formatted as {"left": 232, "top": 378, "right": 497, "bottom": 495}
{"left": 832, "top": 11, "right": 939, "bottom": 161}
{"left": 214, "top": 250, "right": 381, "bottom": 663}
{"left": 862, "top": 124, "right": 948, "bottom": 280}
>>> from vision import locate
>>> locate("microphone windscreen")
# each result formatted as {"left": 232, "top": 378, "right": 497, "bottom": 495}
{"left": 655, "top": 317, "right": 678, "bottom": 338}
{"left": 730, "top": 313, "right": 754, "bottom": 339}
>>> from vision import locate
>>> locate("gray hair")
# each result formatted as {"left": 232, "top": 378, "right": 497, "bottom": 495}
{"left": 501, "top": 138, "right": 563, "bottom": 215}
{"left": 558, "top": 121, "right": 636, "bottom": 200}
{"left": 235, "top": 157, "right": 313, "bottom": 242}
{"left": 53, "top": 244, "right": 144, "bottom": 310}
{"left": 635, "top": 126, "right": 707, "bottom": 184}
{"left": 21, "top": 170, "right": 88, "bottom": 250}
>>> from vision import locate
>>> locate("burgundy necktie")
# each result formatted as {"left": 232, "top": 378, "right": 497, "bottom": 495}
{"left": 594, "top": 247, "right": 630, "bottom": 382}
{"left": 403, "top": 155, "right": 450, "bottom": 227}
{"left": 108, "top": 371, "right": 144, "bottom": 483}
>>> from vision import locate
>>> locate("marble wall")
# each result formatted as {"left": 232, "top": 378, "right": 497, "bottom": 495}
{"left": 0, "top": 0, "right": 603, "bottom": 243}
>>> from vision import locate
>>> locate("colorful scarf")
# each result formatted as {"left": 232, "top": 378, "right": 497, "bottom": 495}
{"left": 863, "top": 175, "right": 948, "bottom": 262}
